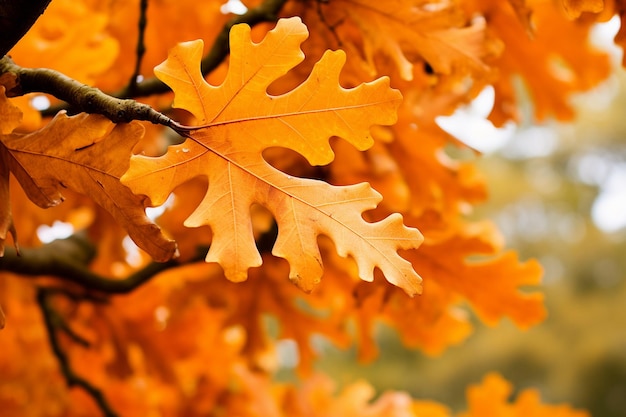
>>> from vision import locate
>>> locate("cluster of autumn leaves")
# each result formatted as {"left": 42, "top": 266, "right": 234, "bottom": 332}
{"left": 0, "top": 0, "right": 619, "bottom": 415}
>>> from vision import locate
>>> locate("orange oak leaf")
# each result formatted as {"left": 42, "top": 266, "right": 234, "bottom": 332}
{"left": 280, "top": 373, "right": 418, "bottom": 417}
{"left": 8, "top": 0, "right": 118, "bottom": 85}
{"left": 123, "top": 17, "right": 423, "bottom": 294}
{"left": 507, "top": 0, "right": 534, "bottom": 34}
{"left": 0, "top": 88, "right": 22, "bottom": 255}
{"left": 606, "top": 0, "right": 626, "bottom": 66}
{"left": 464, "top": 0, "right": 611, "bottom": 123}
{"left": 0, "top": 111, "right": 177, "bottom": 261}
{"left": 411, "top": 220, "right": 546, "bottom": 329}
{"left": 561, "top": 0, "right": 604, "bottom": 19}
{"left": 150, "top": 256, "right": 351, "bottom": 374}
{"left": 458, "top": 373, "right": 590, "bottom": 417}
{"left": 388, "top": 89, "right": 488, "bottom": 219}
{"left": 289, "top": 0, "right": 502, "bottom": 81}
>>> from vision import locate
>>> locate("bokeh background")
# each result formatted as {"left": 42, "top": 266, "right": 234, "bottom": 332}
{"left": 277, "top": 17, "right": 626, "bottom": 417}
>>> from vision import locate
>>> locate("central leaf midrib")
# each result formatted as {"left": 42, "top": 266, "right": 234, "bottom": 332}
{"left": 194, "top": 99, "right": 398, "bottom": 129}
{"left": 202, "top": 144, "right": 414, "bottom": 279}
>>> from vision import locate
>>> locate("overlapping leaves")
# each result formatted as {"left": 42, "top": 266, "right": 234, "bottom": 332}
{"left": 123, "top": 17, "right": 423, "bottom": 294}
{"left": 0, "top": 89, "right": 176, "bottom": 260}
{"left": 0, "top": 1, "right": 614, "bottom": 415}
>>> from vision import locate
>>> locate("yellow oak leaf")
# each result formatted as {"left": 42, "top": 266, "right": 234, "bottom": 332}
{"left": 0, "top": 111, "right": 176, "bottom": 261}
{"left": 123, "top": 18, "right": 423, "bottom": 294}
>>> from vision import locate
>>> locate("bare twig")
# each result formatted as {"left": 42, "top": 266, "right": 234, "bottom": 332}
{"left": 126, "top": 0, "right": 149, "bottom": 95}
{"left": 118, "top": 0, "right": 289, "bottom": 98}
{"left": 43, "top": 288, "right": 93, "bottom": 347}
{"left": 37, "top": 287, "right": 119, "bottom": 417}
{"left": 315, "top": 0, "right": 344, "bottom": 47}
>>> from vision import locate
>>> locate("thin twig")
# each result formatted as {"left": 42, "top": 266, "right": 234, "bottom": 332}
{"left": 315, "top": 0, "right": 344, "bottom": 47}
{"left": 37, "top": 288, "right": 119, "bottom": 417}
{"left": 120, "top": 0, "right": 289, "bottom": 98}
{"left": 127, "top": 0, "right": 149, "bottom": 95}
{"left": 37, "top": 0, "right": 289, "bottom": 110}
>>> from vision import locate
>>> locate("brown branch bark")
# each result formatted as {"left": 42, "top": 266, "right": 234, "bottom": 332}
{"left": 0, "top": 0, "right": 53, "bottom": 56}
{"left": 0, "top": 233, "right": 202, "bottom": 294}
{"left": 0, "top": 0, "right": 288, "bottom": 128}
{"left": 0, "top": 55, "right": 175, "bottom": 125}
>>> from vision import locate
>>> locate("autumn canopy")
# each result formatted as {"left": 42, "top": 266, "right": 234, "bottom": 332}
{"left": 0, "top": 0, "right": 618, "bottom": 415}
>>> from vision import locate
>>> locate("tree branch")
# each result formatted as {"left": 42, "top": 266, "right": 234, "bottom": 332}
{"left": 1, "top": 0, "right": 289, "bottom": 126}
{"left": 37, "top": 288, "right": 119, "bottom": 417}
{"left": 0, "top": 55, "right": 175, "bottom": 125}
{"left": 0, "top": 0, "right": 53, "bottom": 56}
{"left": 0, "top": 233, "right": 202, "bottom": 294}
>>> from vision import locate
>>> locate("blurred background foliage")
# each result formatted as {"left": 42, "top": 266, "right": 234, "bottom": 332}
{"left": 281, "top": 20, "right": 626, "bottom": 417}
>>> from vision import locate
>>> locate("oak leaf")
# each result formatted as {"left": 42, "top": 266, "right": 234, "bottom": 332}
{"left": 389, "top": 91, "right": 488, "bottom": 218}
{"left": 0, "top": 88, "right": 22, "bottom": 255}
{"left": 90, "top": 0, "right": 229, "bottom": 91}
{"left": 8, "top": 0, "right": 118, "bottom": 85}
{"left": 459, "top": 373, "right": 590, "bottom": 417}
{"left": 561, "top": 0, "right": 604, "bottom": 19}
{"left": 289, "top": 0, "right": 502, "bottom": 81}
{"left": 0, "top": 109, "right": 177, "bottom": 261}
{"left": 411, "top": 220, "right": 546, "bottom": 329}
{"left": 466, "top": 0, "right": 611, "bottom": 123}
{"left": 122, "top": 17, "right": 423, "bottom": 294}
